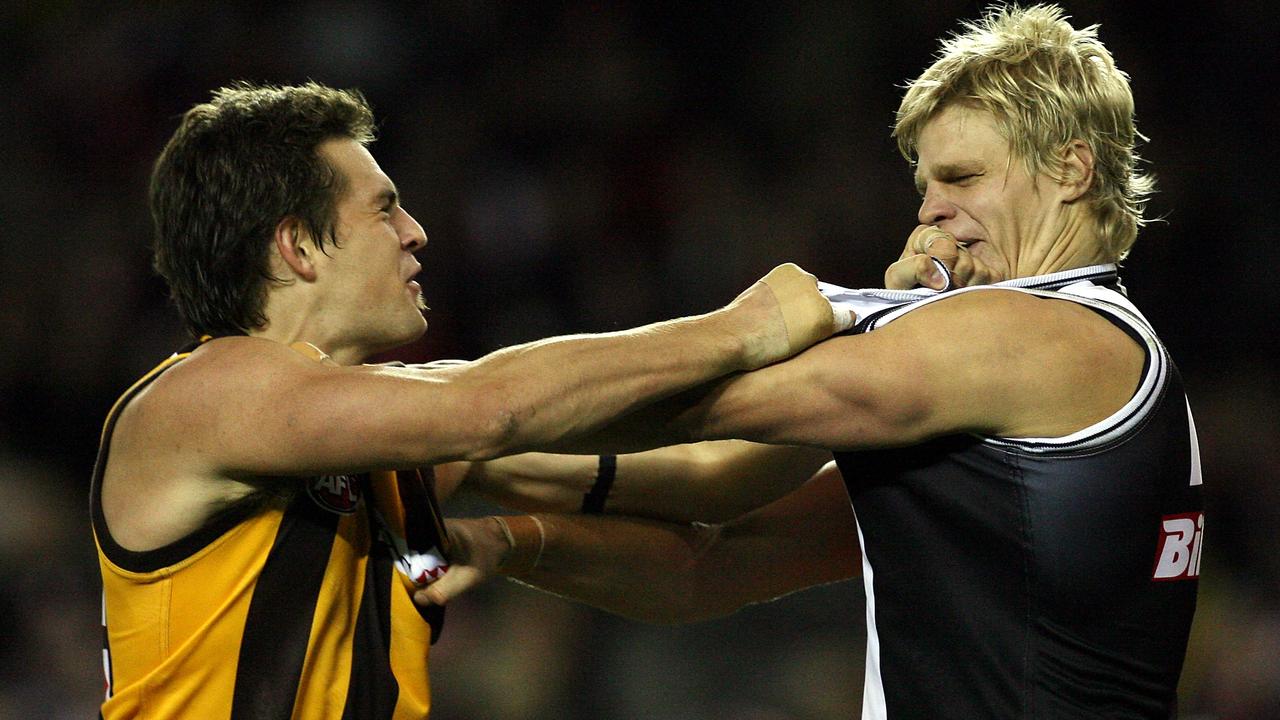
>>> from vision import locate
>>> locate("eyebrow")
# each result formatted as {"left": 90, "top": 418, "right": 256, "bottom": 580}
{"left": 914, "top": 162, "right": 982, "bottom": 193}
{"left": 373, "top": 186, "right": 399, "bottom": 209}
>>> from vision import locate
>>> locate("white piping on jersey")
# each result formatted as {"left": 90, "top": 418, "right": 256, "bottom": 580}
{"left": 1186, "top": 398, "right": 1203, "bottom": 487}
{"left": 819, "top": 263, "right": 1120, "bottom": 312}
{"left": 821, "top": 265, "right": 1123, "bottom": 343}
{"left": 856, "top": 516, "right": 888, "bottom": 720}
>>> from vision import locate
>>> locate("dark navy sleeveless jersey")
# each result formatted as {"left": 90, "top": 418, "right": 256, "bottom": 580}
{"left": 826, "top": 265, "right": 1203, "bottom": 720}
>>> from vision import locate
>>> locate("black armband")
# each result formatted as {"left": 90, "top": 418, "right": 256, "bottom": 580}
{"left": 581, "top": 455, "right": 617, "bottom": 514}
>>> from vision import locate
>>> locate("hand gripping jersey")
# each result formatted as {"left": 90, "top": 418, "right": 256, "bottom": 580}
{"left": 823, "top": 265, "right": 1202, "bottom": 720}
{"left": 91, "top": 342, "right": 451, "bottom": 719}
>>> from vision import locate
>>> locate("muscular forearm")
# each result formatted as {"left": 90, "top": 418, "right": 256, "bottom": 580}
{"left": 466, "top": 442, "right": 832, "bottom": 523}
{"left": 456, "top": 318, "right": 743, "bottom": 456}
{"left": 410, "top": 264, "right": 840, "bottom": 462}
{"left": 490, "top": 514, "right": 750, "bottom": 624}
{"left": 427, "top": 465, "right": 861, "bottom": 624}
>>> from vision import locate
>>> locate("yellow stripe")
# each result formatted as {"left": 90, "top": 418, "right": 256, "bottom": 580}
{"left": 388, "top": 573, "right": 433, "bottom": 719}
{"left": 100, "top": 509, "right": 286, "bottom": 718}
{"left": 291, "top": 510, "right": 368, "bottom": 717}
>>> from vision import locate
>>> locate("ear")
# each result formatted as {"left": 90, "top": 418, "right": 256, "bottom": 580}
{"left": 1057, "top": 140, "right": 1095, "bottom": 203}
{"left": 274, "top": 216, "right": 319, "bottom": 282}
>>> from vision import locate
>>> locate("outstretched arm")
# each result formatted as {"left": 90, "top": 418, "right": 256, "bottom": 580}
{"left": 157, "top": 264, "right": 847, "bottom": 480}
{"left": 547, "top": 286, "right": 1146, "bottom": 455}
{"left": 439, "top": 441, "right": 831, "bottom": 523}
{"left": 429, "top": 238, "right": 997, "bottom": 512}
{"left": 421, "top": 462, "right": 860, "bottom": 623}
{"left": 429, "top": 244, "right": 980, "bottom": 515}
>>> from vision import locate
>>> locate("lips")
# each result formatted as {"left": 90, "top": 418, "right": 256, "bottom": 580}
{"left": 403, "top": 262, "right": 422, "bottom": 284}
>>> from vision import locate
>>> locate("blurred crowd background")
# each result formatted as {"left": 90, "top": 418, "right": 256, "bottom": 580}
{"left": 1, "top": 1, "right": 1276, "bottom": 718}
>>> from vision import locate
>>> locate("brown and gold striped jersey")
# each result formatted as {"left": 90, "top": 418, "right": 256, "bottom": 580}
{"left": 91, "top": 344, "right": 449, "bottom": 719}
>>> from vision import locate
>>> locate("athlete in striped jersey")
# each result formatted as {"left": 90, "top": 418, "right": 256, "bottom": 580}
{"left": 92, "top": 82, "right": 849, "bottom": 719}
{"left": 428, "top": 7, "right": 1203, "bottom": 718}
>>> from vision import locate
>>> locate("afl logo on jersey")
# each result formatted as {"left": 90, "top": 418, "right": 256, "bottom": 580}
{"left": 308, "top": 474, "right": 363, "bottom": 514}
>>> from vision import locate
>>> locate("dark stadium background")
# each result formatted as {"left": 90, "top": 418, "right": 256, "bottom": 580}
{"left": 1, "top": 2, "right": 1275, "bottom": 717}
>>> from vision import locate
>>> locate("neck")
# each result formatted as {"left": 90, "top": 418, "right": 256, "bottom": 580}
{"left": 1019, "top": 209, "right": 1110, "bottom": 277}
{"left": 247, "top": 325, "right": 370, "bottom": 367}
{"left": 252, "top": 292, "right": 372, "bottom": 366}
{"left": 255, "top": 283, "right": 421, "bottom": 365}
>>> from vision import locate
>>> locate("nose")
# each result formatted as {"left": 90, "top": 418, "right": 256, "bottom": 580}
{"left": 397, "top": 207, "right": 427, "bottom": 253}
{"left": 917, "top": 185, "right": 957, "bottom": 226}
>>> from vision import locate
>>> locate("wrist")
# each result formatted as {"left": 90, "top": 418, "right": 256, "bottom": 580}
{"left": 581, "top": 455, "right": 617, "bottom": 514}
{"left": 702, "top": 304, "right": 759, "bottom": 373}
{"left": 491, "top": 515, "right": 546, "bottom": 576}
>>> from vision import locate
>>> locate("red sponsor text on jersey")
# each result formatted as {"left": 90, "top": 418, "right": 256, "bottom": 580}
{"left": 1152, "top": 512, "right": 1203, "bottom": 581}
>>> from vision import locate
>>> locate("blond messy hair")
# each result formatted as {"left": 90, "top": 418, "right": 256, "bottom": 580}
{"left": 893, "top": 4, "right": 1153, "bottom": 260}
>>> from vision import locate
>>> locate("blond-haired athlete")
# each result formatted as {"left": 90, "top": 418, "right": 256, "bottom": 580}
{"left": 432, "top": 7, "right": 1202, "bottom": 718}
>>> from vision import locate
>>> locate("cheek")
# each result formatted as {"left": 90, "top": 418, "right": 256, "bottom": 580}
{"left": 342, "top": 270, "right": 391, "bottom": 311}
{"left": 967, "top": 191, "right": 1018, "bottom": 235}
{"left": 967, "top": 241, "right": 1000, "bottom": 266}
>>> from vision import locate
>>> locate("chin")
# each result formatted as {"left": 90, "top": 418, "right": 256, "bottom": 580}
{"left": 397, "top": 317, "right": 428, "bottom": 345}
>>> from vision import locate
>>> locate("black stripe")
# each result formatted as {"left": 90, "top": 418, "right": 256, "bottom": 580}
{"left": 853, "top": 305, "right": 905, "bottom": 335}
{"left": 231, "top": 497, "right": 340, "bottom": 720}
{"left": 400, "top": 469, "right": 448, "bottom": 642}
{"left": 342, "top": 508, "right": 399, "bottom": 720}
{"left": 399, "top": 469, "right": 449, "bottom": 557}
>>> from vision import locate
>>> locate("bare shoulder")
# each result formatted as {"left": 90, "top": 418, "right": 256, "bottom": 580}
{"left": 891, "top": 286, "right": 1112, "bottom": 329}
{"left": 886, "top": 287, "right": 1139, "bottom": 353}
{"left": 102, "top": 337, "right": 307, "bottom": 551}
{"left": 112, "top": 338, "right": 288, "bottom": 455}
{"left": 876, "top": 287, "right": 1146, "bottom": 438}
{"left": 170, "top": 335, "right": 323, "bottom": 389}
{"left": 138, "top": 336, "right": 331, "bottom": 427}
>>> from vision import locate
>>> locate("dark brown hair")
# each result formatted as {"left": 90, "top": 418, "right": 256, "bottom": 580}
{"left": 150, "top": 81, "right": 375, "bottom": 337}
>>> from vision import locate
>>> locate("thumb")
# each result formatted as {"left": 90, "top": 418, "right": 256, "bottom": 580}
{"left": 925, "top": 234, "right": 961, "bottom": 266}
{"left": 413, "top": 564, "right": 486, "bottom": 607}
{"left": 885, "top": 254, "right": 944, "bottom": 290}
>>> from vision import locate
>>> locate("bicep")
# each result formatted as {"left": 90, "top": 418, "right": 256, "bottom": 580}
{"left": 175, "top": 342, "right": 511, "bottom": 478}
{"left": 682, "top": 330, "right": 939, "bottom": 451}
{"left": 682, "top": 291, "right": 1113, "bottom": 450}
{"left": 595, "top": 441, "right": 832, "bottom": 523}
